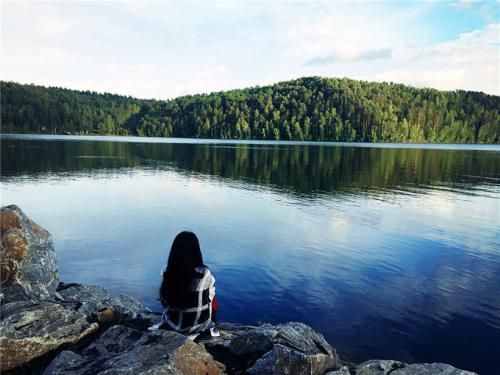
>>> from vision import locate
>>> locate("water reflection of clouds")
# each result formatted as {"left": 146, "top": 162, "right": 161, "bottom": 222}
{"left": 5, "top": 168, "right": 498, "bottom": 256}
{"left": 392, "top": 190, "right": 500, "bottom": 254}
{"left": 4, "top": 167, "right": 499, "bottom": 258}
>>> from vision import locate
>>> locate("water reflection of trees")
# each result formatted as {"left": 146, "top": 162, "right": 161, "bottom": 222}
{"left": 3, "top": 139, "right": 500, "bottom": 196}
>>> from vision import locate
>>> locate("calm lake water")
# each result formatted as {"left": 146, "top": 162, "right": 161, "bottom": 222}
{"left": 2, "top": 134, "right": 500, "bottom": 374}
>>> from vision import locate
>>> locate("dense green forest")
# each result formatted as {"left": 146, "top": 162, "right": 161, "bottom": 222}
{"left": 1, "top": 77, "right": 499, "bottom": 143}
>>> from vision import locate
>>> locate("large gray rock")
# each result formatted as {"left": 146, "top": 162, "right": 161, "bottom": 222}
{"left": 355, "top": 360, "right": 478, "bottom": 375}
{"left": 43, "top": 324, "right": 225, "bottom": 375}
{"left": 356, "top": 360, "right": 405, "bottom": 375}
{"left": 0, "top": 205, "right": 59, "bottom": 302}
{"left": 326, "top": 366, "right": 352, "bottom": 375}
{"left": 44, "top": 321, "right": 338, "bottom": 375}
{"left": 0, "top": 301, "right": 99, "bottom": 372}
{"left": 390, "top": 363, "right": 478, "bottom": 375}
{"left": 200, "top": 322, "right": 338, "bottom": 375}
{"left": 56, "top": 282, "right": 147, "bottom": 325}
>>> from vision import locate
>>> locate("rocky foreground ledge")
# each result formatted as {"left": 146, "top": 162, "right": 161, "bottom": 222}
{"left": 0, "top": 205, "right": 477, "bottom": 375}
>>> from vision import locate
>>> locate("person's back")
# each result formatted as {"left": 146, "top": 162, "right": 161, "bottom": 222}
{"left": 157, "top": 231, "right": 218, "bottom": 335}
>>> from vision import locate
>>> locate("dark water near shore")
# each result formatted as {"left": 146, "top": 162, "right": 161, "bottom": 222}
{"left": 2, "top": 134, "right": 500, "bottom": 374}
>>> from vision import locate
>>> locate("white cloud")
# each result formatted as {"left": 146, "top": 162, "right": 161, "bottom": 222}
{"left": 373, "top": 23, "right": 500, "bottom": 94}
{"left": 1, "top": 1, "right": 498, "bottom": 97}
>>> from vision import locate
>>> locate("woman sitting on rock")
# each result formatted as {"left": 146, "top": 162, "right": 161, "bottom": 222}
{"left": 152, "top": 231, "right": 219, "bottom": 338}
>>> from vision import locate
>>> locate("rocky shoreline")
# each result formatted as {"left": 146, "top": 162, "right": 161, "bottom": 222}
{"left": 0, "top": 205, "right": 478, "bottom": 375}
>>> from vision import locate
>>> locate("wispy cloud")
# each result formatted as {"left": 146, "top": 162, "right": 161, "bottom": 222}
{"left": 305, "top": 48, "right": 392, "bottom": 66}
{"left": 373, "top": 23, "right": 500, "bottom": 94}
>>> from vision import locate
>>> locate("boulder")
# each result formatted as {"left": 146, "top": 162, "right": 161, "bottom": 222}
{"left": 200, "top": 322, "right": 338, "bottom": 375}
{"left": 355, "top": 360, "right": 405, "bottom": 375}
{"left": 43, "top": 324, "right": 225, "bottom": 375}
{"left": 355, "top": 360, "right": 478, "bottom": 375}
{"left": 326, "top": 366, "right": 352, "bottom": 375}
{"left": 0, "top": 301, "right": 99, "bottom": 372}
{"left": 0, "top": 205, "right": 58, "bottom": 302}
{"left": 389, "top": 362, "right": 478, "bottom": 375}
{"left": 56, "top": 282, "right": 147, "bottom": 325}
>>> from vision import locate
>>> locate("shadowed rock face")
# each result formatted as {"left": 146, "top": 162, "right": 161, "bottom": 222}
{"left": 41, "top": 321, "right": 338, "bottom": 375}
{"left": 43, "top": 325, "right": 225, "bottom": 375}
{"left": 245, "top": 322, "right": 337, "bottom": 374}
{"left": 56, "top": 282, "right": 146, "bottom": 325}
{"left": 0, "top": 282, "right": 150, "bottom": 372}
{"left": 355, "top": 360, "right": 406, "bottom": 375}
{"left": 391, "top": 363, "right": 478, "bottom": 375}
{"left": 354, "top": 360, "right": 478, "bottom": 375}
{"left": 199, "top": 322, "right": 338, "bottom": 375}
{"left": 247, "top": 343, "right": 335, "bottom": 375}
{"left": 0, "top": 205, "right": 58, "bottom": 302}
{"left": 0, "top": 302, "right": 99, "bottom": 372}
{"left": 325, "top": 366, "right": 351, "bottom": 375}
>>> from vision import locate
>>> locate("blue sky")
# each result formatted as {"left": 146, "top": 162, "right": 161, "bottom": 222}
{"left": 1, "top": 0, "right": 499, "bottom": 98}
{"left": 422, "top": 1, "right": 493, "bottom": 41}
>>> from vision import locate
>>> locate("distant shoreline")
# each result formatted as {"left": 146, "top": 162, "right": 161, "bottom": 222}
{"left": 3, "top": 132, "right": 500, "bottom": 152}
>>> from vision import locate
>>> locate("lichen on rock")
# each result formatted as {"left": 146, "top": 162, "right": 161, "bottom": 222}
{"left": 0, "top": 205, "right": 59, "bottom": 303}
{"left": 0, "top": 302, "right": 98, "bottom": 372}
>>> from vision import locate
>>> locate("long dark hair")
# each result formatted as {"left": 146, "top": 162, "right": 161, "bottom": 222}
{"left": 160, "top": 231, "right": 204, "bottom": 308}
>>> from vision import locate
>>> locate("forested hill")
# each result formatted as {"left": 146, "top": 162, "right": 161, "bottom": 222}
{"left": 1, "top": 77, "right": 499, "bottom": 143}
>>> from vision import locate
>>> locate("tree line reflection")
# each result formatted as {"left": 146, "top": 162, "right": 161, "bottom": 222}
{"left": 3, "top": 139, "right": 500, "bottom": 197}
